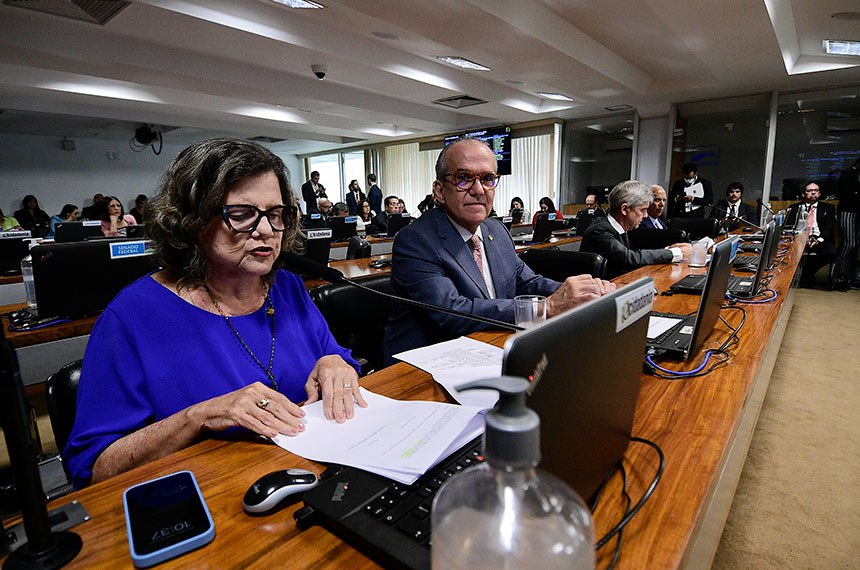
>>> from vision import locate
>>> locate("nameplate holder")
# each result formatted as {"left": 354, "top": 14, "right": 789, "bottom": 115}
{"left": 82, "top": 220, "right": 101, "bottom": 227}
{"left": 615, "top": 281, "right": 655, "bottom": 332}
{"left": 0, "top": 231, "right": 32, "bottom": 239}
{"left": 306, "top": 229, "right": 333, "bottom": 240}
{"left": 109, "top": 241, "right": 151, "bottom": 259}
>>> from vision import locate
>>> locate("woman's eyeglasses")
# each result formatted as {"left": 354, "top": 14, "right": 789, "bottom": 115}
{"left": 221, "top": 204, "right": 297, "bottom": 233}
{"left": 443, "top": 172, "right": 500, "bottom": 191}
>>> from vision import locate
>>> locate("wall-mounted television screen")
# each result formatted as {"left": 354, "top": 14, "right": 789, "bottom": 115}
{"left": 444, "top": 125, "right": 512, "bottom": 175}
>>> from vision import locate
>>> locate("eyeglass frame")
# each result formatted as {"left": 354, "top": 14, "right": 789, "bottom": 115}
{"left": 441, "top": 171, "right": 501, "bottom": 191}
{"left": 220, "top": 204, "right": 297, "bottom": 234}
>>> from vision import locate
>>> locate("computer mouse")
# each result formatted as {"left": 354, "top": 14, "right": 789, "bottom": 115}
{"left": 242, "top": 469, "right": 319, "bottom": 514}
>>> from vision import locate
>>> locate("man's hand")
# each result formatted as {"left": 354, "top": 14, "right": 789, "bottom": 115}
{"left": 670, "top": 242, "right": 692, "bottom": 262}
{"left": 546, "top": 275, "right": 616, "bottom": 318}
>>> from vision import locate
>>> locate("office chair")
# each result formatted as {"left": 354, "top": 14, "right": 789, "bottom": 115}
{"left": 346, "top": 236, "right": 371, "bottom": 259}
{"left": 309, "top": 275, "right": 393, "bottom": 374}
{"left": 519, "top": 249, "right": 607, "bottom": 280}
{"left": 668, "top": 218, "right": 720, "bottom": 240}
{"left": 627, "top": 227, "right": 688, "bottom": 250}
{"left": 46, "top": 359, "right": 83, "bottom": 453}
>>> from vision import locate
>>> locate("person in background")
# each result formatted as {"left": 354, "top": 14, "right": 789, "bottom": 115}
{"left": 63, "top": 138, "right": 365, "bottom": 488}
{"left": 355, "top": 199, "right": 377, "bottom": 233}
{"left": 367, "top": 173, "right": 383, "bottom": 216}
{"left": 580, "top": 180, "right": 691, "bottom": 279}
{"left": 81, "top": 193, "right": 106, "bottom": 220}
{"left": 397, "top": 198, "right": 407, "bottom": 214}
{"left": 531, "top": 196, "right": 563, "bottom": 225}
{"left": 383, "top": 137, "right": 614, "bottom": 364}
{"left": 417, "top": 194, "right": 435, "bottom": 216}
{"left": 640, "top": 185, "right": 668, "bottom": 230}
{"left": 130, "top": 194, "right": 149, "bottom": 224}
{"left": 832, "top": 156, "right": 860, "bottom": 290}
{"left": 317, "top": 198, "right": 334, "bottom": 218}
{"left": 669, "top": 162, "right": 713, "bottom": 218}
{"left": 345, "top": 180, "right": 366, "bottom": 215}
{"left": 101, "top": 196, "right": 137, "bottom": 237}
{"left": 301, "top": 171, "right": 327, "bottom": 214}
{"left": 508, "top": 197, "right": 530, "bottom": 225}
{"left": 582, "top": 194, "right": 606, "bottom": 218}
{"left": 14, "top": 195, "right": 51, "bottom": 237}
{"left": 332, "top": 202, "right": 349, "bottom": 217}
{"left": 786, "top": 182, "right": 837, "bottom": 288}
{"left": 710, "top": 182, "right": 756, "bottom": 232}
{"left": 48, "top": 204, "right": 79, "bottom": 238}
{"left": 374, "top": 196, "right": 400, "bottom": 231}
{"left": 0, "top": 207, "right": 23, "bottom": 231}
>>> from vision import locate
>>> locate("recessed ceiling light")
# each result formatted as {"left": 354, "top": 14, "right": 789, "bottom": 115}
{"left": 372, "top": 31, "right": 401, "bottom": 40}
{"left": 537, "top": 92, "right": 574, "bottom": 101}
{"left": 506, "top": 80, "right": 526, "bottom": 85}
{"left": 824, "top": 40, "right": 860, "bottom": 56}
{"left": 270, "top": 0, "right": 324, "bottom": 8}
{"left": 831, "top": 12, "right": 860, "bottom": 21}
{"left": 435, "top": 56, "right": 491, "bottom": 71}
{"left": 605, "top": 104, "right": 634, "bottom": 112}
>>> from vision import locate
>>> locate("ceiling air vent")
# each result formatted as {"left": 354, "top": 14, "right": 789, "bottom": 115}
{"left": 249, "top": 136, "right": 287, "bottom": 143}
{"left": 432, "top": 95, "right": 488, "bottom": 109}
{"left": 3, "top": 0, "right": 130, "bottom": 25}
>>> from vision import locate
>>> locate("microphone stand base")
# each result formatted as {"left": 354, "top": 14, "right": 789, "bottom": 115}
{"left": 3, "top": 531, "right": 82, "bottom": 570}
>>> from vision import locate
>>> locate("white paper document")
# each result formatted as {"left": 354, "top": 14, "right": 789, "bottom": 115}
{"left": 647, "top": 315, "right": 683, "bottom": 340}
{"left": 393, "top": 336, "right": 504, "bottom": 409}
{"left": 273, "top": 388, "right": 485, "bottom": 484}
{"left": 685, "top": 182, "right": 705, "bottom": 199}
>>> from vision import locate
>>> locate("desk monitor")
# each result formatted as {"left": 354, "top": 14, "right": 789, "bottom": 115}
{"left": 31, "top": 240, "right": 158, "bottom": 318}
{"left": 293, "top": 228, "right": 331, "bottom": 275}
{"left": 531, "top": 212, "right": 565, "bottom": 243}
{"left": 385, "top": 213, "right": 412, "bottom": 238}
{"left": 509, "top": 208, "right": 524, "bottom": 225}
{"left": 0, "top": 233, "right": 30, "bottom": 275}
{"left": 126, "top": 224, "right": 147, "bottom": 239}
{"left": 327, "top": 216, "right": 358, "bottom": 242}
{"left": 54, "top": 221, "right": 103, "bottom": 243}
{"left": 575, "top": 212, "right": 594, "bottom": 235}
{"left": 493, "top": 215, "right": 513, "bottom": 230}
{"left": 502, "top": 277, "right": 654, "bottom": 500}
{"left": 301, "top": 213, "right": 327, "bottom": 230}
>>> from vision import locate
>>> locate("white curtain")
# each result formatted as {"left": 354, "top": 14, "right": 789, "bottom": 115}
{"left": 379, "top": 143, "right": 436, "bottom": 214}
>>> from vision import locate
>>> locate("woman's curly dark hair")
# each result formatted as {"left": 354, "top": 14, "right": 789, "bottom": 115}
{"left": 146, "top": 138, "right": 301, "bottom": 290}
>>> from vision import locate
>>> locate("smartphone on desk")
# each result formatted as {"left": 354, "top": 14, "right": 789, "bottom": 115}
{"left": 123, "top": 470, "right": 215, "bottom": 568}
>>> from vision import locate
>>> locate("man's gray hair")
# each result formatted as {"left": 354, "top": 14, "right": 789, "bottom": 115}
{"left": 609, "top": 180, "right": 653, "bottom": 213}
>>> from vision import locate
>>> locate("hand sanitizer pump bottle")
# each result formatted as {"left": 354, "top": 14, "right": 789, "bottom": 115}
{"left": 431, "top": 376, "right": 594, "bottom": 569}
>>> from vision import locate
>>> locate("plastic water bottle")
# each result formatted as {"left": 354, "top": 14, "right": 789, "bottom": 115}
{"left": 21, "top": 239, "right": 38, "bottom": 309}
{"left": 431, "top": 377, "right": 594, "bottom": 570}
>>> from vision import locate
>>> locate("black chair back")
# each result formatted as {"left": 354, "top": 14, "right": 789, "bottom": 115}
{"left": 309, "top": 275, "right": 392, "bottom": 374}
{"left": 519, "top": 248, "right": 607, "bottom": 280}
{"left": 346, "top": 236, "right": 371, "bottom": 259}
{"left": 627, "top": 227, "right": 688, "bottom": 250}
{"left": 46, "top": 359, "right": 82, "bottom": 453}
{"left": 668, "top": 218, "right": 720, "bottom": 240}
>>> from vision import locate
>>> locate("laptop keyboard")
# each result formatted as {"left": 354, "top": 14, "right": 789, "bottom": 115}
{"left": 648, "top": 312, "right": 685, "bottom": 345}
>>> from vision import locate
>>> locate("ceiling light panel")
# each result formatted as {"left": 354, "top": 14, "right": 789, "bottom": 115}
{"left": 824, "top": 40, "right": 860, "bottom": 56}
{"left": 435, "top": 57, "right": 491, "bottom": 71}
{"left": 270, "top": 0, "right": 324, "bottom": 8}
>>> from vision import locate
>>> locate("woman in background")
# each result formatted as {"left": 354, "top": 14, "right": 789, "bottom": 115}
{"left": 531, "top": 196, "right": 563, "bottom": 225}
{"left": 0, "top": 207, "right": 23, "bottom": 231}
{"left": 508, "top": 196, "right": 530, "bottom": 225}
{"left": 101, "top": 196, "right": 137, "bottom": 237}
{"left": 129, "top": 194, "right": 148, "bottom": 224}
{"left": 48, "top": 204, "right": 79, "bottom": 238}
{"left": 14, "top": 195, "right": 50, "bottom": 236}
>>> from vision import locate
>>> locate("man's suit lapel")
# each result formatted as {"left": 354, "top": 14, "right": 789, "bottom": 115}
{"left": 434, "top": 210, "right": 489, "bottom": 298}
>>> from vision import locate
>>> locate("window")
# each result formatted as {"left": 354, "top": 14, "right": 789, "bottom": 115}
{"left": 307, "top": 151, "right": 367, "bottom": 207}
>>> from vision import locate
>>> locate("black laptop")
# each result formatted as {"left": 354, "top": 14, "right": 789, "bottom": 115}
{"left": 386, "top": 213, "right": 413, "bottom": 238}
{"left": 53, "top": 221, "right": 103, "bottom": 243}
{"left": 298, "top": 278, "right": 655, "bottom": 569}
{"left": 290, "top": 228, "right": 331, "bottom": 277}
{"left": 647, "top": 237, "right": 733, "bottom": 360}
{"left": 327, "top": 216, "right": 358, "bottom": 242}
{"left": 530, "top": 212, "right": 566, "bottom": 243}
{"left": 0, "top": 232, "right": 31, "bottom": 275}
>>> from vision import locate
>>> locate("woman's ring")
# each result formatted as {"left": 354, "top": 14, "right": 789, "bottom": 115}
{"left": 343, "top": 383, "right": 352, "bottom": 390}
{"left": 256, "top": 398, "right": 270, "bottom": 410}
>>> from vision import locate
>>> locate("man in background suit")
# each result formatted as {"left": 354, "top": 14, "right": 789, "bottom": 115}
{"left": 582, "top": 194, "right": 606, "bottom": 218}
{"left": 301, "top": 171, "right": 327, "bottom": 214}
{"left": 786, "top": 181, "right": 837, "bottom": 287}
{"left": 81, "top": 193, "right": 106, "bottom": 220}
{"left": 367, "top": 173, "right": 383, "bottom": 216}
{"left": 669, "top": 162, "right": 713, "bottom": 218}
{"left": 640, "top": 185, "right": 668, "bottom": 230}
{"left": 710, "top": 181, "right": 756, "bottom": 232}
{"left": 581, "top": 180, "right": 690, "bottom": 279}
{"left": 383, "top": 138, "right": 614, "bottom": 364}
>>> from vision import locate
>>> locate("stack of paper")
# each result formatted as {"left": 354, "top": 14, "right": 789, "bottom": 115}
{"left": 273, "top": 389, "right": 485, "bottom": 484}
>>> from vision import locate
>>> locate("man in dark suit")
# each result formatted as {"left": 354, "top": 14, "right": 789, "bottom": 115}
{"left": 640, "top": 185, "right": 668, "bottom": 230}
{"left": 344, "top": 180, "right": 366, "bottom": 215}
{"left": 786, "top": 181, "right": 837, "bottom": 287}
{"left": 367, "top": 173, "right": 383, "bottom": 216}
{"left": 383, "top": 138, "right": 614, "bottom": 364}
{"left": 710, "top": 181, "right": 757, "bottom": 232}
{"left": 582, "top": 194, "right": 606, "bottom": 218}
{"left": 669, "top": 162, "right": 713, "bottom": 218}
{"left": 80, "top": 193, "right": 106, "bottom": 220}
{"left": 301, "top": 171, "right": 327, "bottom": 214}
{"left": 581, "top": 180, "right": 691, "bottom": 279}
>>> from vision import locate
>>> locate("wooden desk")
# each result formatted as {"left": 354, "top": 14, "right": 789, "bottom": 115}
{"left": 2, "top": 233, "right": 805, "bottom": 568}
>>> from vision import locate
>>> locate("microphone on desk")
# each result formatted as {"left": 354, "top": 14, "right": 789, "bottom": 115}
{"left": 756, "top": 198, "right": 776, "bottom": 217}
{"left": 281, "top": 253, "right": 524, "bottom": 332}
{"left": 705, "top": 201, "right": 764, "bottom": 233}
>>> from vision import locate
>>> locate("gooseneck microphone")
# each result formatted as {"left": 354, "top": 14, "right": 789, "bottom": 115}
{"left": 706, "top": 201, "right": 764, "bottom": 232}
{"left": 281, "top": 253, "right": 524, "bottom": 332}
{"left": 756, "top": 198, "right": 776, "bottom": 217}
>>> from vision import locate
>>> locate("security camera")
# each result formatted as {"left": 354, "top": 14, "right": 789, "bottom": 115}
{"left": 311, "top": 64, "right": 327, "bottom": 80}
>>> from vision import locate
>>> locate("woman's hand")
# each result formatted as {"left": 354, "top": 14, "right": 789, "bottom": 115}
{"left": 187, "top": 381, "right": 306, "bottom": 438}
{"left": 304, "top": 355, "right": 367, "bottom": 422}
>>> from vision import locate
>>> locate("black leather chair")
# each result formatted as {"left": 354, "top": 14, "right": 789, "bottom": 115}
{"left": 627, "top": 227, "right": 688, "bottom": 250}
{"left": 519, "top": 248, "right": 607, "bottom": 280}
{"left": 46, "top": 359, "right": 83, "bottom": 453}
{"left": 346, "top": 236, "right": 371, "bottom": 259}
{"left": 668, "top": 217, "right": 720, "bottom": 240}
{"left": 309, "top": 275, "right": 393, "bottom": 374}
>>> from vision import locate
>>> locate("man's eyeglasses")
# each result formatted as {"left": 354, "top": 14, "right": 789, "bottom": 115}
{"left": 443, "top": 172, "right": 501, "bottom": 191}
{"left": 221, "top": 204, "right": 296, "bottom": 233}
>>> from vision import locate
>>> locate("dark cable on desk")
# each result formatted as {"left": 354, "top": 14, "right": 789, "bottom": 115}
{"left": 604, "top": 463, "right": 632, "bottom": 570}
{"left": 727, "top": 288, "right": 778, "bottom": 304}
{"left": 717, "top": 305, "right": 746, "bottom": 352}
{"left": 646, "top": 349, "right": 730, "bottom": 379}
{"left": 595, "top": 436, "right": 665, "bottom": 552}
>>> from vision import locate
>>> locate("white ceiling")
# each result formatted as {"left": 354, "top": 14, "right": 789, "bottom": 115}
{"left": 0, "top": 0, "right": 858, "bottom": 155}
